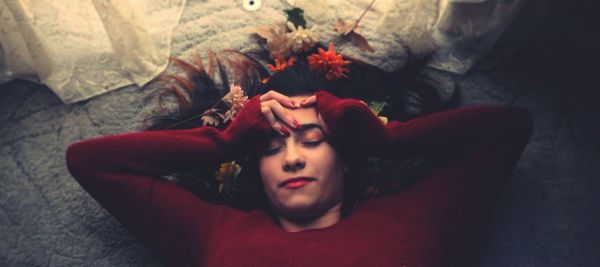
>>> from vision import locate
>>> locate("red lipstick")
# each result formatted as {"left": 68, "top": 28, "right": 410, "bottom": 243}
{"left": 279, "top": 177, "right": 316, "bottom": 189}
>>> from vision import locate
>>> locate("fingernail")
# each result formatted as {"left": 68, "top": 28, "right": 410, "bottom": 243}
{"left": 280, "top": 127, "right": 290, "bottom": 137}
{"left": 292, "top": 119, "right": 301, "bottom": 129}
{"left": 290, "top": 100, "right": 297, "bottom": 107}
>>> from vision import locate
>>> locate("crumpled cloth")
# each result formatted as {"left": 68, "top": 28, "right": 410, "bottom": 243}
{"left": 0, "top": 0, "right": 523, "bottom": 104}
{"left": 295, "top": 0, "right": 525, "bottom": 73}
{"left": 0, "top": 0, "right": 185, "bottom": 104}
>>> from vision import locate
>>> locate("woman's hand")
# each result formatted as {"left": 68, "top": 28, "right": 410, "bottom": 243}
{"left": 306, "top": 90, "right": 386, "bottom": 154}
{"left": 259, "top": 91, "right": 311, "bottom": 136}
{"left": 223, "top": 90, "right": 314, "bottom": 151}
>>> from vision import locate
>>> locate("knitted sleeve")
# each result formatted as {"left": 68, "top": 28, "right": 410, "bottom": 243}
{"left": 315, "top": 90, "right": 533, "bottom": 266}
{"left": 381, "top": 106, "right": 533, "bottom": 266}
{"left": 65, "top": 95, "right": 271, "bottom": 266}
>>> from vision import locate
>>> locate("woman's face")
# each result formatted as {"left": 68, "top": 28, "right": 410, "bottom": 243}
{"left": 258, "top": 96, "right": 345, "bottom": 219}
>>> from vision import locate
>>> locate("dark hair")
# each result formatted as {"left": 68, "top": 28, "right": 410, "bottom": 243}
{"left": 144, "top": 43, "right": 454, "bottom": 216}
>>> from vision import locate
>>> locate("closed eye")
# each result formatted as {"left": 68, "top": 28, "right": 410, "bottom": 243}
{"left": 302, "top": 140, "right": 324, "bottom": 147}
{"left": 261, "top": 140, "right": 323, "bottom": 156}
{"left": 262, "top": 146, "right": 282, "bottom": 156}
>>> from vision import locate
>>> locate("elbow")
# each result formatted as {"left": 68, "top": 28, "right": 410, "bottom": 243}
{"left": 509, "top": 107, "right": 534, "bottom": 141}
{"left": 65, "top": 142, "right": 84, "bottom": 178}
{"left": 473, "top": 105, "right": 535, "bottom": 150}
{"left": 498, "top": 107, "right": 535, "bottom": 156}
{"left": 65, "top": 140, "right": 98, "bottom": 180}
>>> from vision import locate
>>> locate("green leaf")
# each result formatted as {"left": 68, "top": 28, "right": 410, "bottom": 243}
{"left": 284, "top": 7, "right": 307, "bottom": 29}
{"left": 369, "top": 101, "right": 387, "bottom": 115}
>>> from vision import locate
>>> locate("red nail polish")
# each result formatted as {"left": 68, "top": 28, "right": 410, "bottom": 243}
{"left": 293, "top": 120, "right": 301, "bottom": 129}
{"left": 280, "top": 127, "right": 290, "bottom": 136}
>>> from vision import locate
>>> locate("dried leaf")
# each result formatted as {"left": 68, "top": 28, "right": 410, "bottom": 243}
{"left": 350, "top": 31, "right": 375, "bottom": 53}
{"left": 250, "top": 23, "right": 291, "bottom": 59}
{"left": 334, "top": 18, "right": 357, "bottom": 36}
{"left": 334, "top": 19, "right": 375, "bottom": 53}
{"left": 333, "top": 0, "right": 377, "bottom": 53}
{"left": 252, "top": 25, "right": 279, "bottom": 41}
{"left": 368, "top": 101, "right": 387, "bottom": 115}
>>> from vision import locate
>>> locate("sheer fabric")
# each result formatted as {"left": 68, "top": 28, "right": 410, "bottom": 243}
{"left": 0, "top": 0, "right": 185, "bottom": 103}
{"left": 0, "top": 0, "right": 524, "bottom": 103}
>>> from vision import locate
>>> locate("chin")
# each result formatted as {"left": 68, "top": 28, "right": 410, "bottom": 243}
{"left": 278, "top": 201, "right": 323, "bottom": 219}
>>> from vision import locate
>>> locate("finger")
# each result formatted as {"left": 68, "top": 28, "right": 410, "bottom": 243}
{"left": 260, "top": 90, "right": 298, "bottom": 108}
{"left": 261, "top": 105, "right": 291, "bottom": 136}
{"left": 271, "top": 120, "right": 290, "bottom": 137}
{"left": 265, "top": 100, "right": 300, "bottom": 129}
{"left": 277, "top": 123, "right": 291, "bottom": 137}
{"left": 299, "top": 95, "right": 317, "bottom": 107}
{"left": 267, "top": 91, "right": 299, "bottom": 108}
{"left": 261, "top": 105, "right": 277, "bottom": 129}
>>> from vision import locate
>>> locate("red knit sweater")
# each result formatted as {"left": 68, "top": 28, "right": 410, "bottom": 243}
{"left": 66, "top": 91, "right": 533, "bottom": 267}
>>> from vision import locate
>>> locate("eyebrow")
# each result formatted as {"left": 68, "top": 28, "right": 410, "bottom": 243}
{"left": 296, "top": 123, "right": 323, "bottom": 132}
{"left": 267, "top": 123, "right": 326, "bottom": 140}
{"left": 295, "top": 123, "right": 331, "bottom": 140}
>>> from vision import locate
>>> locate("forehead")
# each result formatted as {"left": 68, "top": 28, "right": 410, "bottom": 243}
{"left": 288, "top": 106, "right": 318, "bottom": 122}
{"left": 288, "top": 95, "right": 318, "bottom": 122}
{"left": 287, "top": 95, "right": 329, "bottom": 133}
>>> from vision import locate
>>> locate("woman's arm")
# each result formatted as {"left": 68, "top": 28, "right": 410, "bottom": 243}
{"left": 65, "top": 95, "right": 271, "bottom": 266}
{"left": 381, "top": 105, "right": 533, "bottom": 158}
{"left": 381, "top": 105, "right": 532, "bottom": 266}
{"left": 315, "top": 91, "right": 533, "bottom": 266}
{"left": 314, "top": 90, "right": 532, "bottom": 157}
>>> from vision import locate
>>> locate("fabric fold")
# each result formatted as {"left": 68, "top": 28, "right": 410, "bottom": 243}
{"left": 0, "top": 0, "right": 186, "bottom": 104}
{"left": 0, "top": 0, "right": 526, "bottom": 104}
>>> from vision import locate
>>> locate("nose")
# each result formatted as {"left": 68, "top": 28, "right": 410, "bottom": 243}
{"left": 282, "top": 142, "right": 306, "bottom": 172}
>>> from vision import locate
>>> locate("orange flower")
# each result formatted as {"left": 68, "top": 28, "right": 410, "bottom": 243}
{"left": 267, "top": 56, "right": 297, "bottom": 73}
{"left": 307, "top": 42, "right": 351, "bottom": 80}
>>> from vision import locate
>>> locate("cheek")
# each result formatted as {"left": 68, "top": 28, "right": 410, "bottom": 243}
{"left": 314, "top": 147, "right": 344, "bottom": 184}
{"left": 258, "top": 157, "right": 278, "bottom": 192}
{"left": 258, "top": 157, "right": 275, "bottom": 178}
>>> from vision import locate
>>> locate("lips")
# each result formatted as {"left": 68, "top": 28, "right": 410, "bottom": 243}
{"left": 279, "top": 177, "right": 317, "bottom": 188}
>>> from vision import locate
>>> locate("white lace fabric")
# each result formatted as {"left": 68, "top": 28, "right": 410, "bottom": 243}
{"left": 0, "top": 0, "right": 185, "bottom": 104}
{"left": 0, "top": 0, "right": 523, "bottom": 104}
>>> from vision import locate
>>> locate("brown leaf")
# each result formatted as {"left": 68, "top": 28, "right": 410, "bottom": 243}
{"left": 334, "top": 18, "right": 357, "bottom": 36}
{"left": 334, "top": 19, "right": 374, "bottom": 53}
{"left": 252, "top": 25, "right": 278, "bottom": 41}
{"left": 333, "top": 0, "right": 377, "bottom": 53}
{"left": 250, "top": 23, "right": 290, "bottom": 59}
{"left": 350, "top": 31, "right": 375, "bottom": 53}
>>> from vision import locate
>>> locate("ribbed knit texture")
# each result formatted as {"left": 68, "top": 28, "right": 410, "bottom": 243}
{"left": 66, "top": 91, "right": 533, "bottom": 267}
